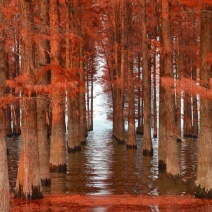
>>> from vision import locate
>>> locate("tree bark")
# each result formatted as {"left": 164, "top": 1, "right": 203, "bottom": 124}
{"left": 126, "top": 0, "right": 136, "bottom": 148}
{"left": 49, "top": 0, "right": 66, "bottom": 172}
{"left": 195, "top": 5, "right": 212, "bottom": 198}
{"left": 37, "top": 0, "right": 51, "bottom": 186}
{"left": 15, "top": 0, "right": 43, "bottom": 200}
{"left": 192, "top": 63, "right": 198, "bottom": 138}
{"left": 13, "top": 34, "right": 21, "bottom": 136}
{"left": 141, "top": 0, "right": 153, "bottom": 156}
{"left": 112, "top": 1, "right": 125, "bottom": 143}
{"left": 127, "top": 55, "right": 137, "bottom": 148}
{"left": 0, "top": 0, "right": 9, "bottom": 209}
{"left": 136, "top": 53, "right": 143, "bottom": 135}
{"left": 159, "top": 0, "right": 180, "bottom": 176}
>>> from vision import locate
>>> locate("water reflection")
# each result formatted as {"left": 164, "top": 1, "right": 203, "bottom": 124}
{"left": 7, "top": 130, "right": 198, "bottom": 197}
{"left": 7, "top": 87, "right": 199, "bottom": 197}
{"left": 65, "top": 132, "right": 197, "bottom": 196}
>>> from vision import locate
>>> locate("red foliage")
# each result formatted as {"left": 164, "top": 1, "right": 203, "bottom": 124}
{"left": 10, "top": 193, "right": 212, "bottom": 211}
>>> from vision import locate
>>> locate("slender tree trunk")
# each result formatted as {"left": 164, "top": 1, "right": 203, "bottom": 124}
{"left": 141, "top": 0, "right": 153, "bottom": 155}
{"left": 112, "top": 1, "right": 124, "bottom": 143}
{"left": 127, "top": 55, "right": 137, "bottom": 148}
{"left": 90, "top": 71, "right": 94, "bottom": 129}
{"left": 37, "top": 0, "right": 51, "bottom": 186}
{"left": 79, "top": 46, "right": 87, "bottom": 144}
{"left": 192, "top": 63, "right": 198, "bottom": 138}
{"left": 183, "top": 57, "right": 192, "bottom": 138}
{"left": 195, "top": 6, "right": 212, "bottom": 198}
{"left": 153, "top": 52, "right": 158, "bottom": 138}
{"left": 0, "top": 0, "right": 9, "bottom": 209}
{"left": 176, "top": 35, "right": 182, "bottom": 140}
{"left": 136, "top": 53, "right": 143, "bottom": 135}
{"left": 49, "top": 0, "right": 66, "bottom": 172}
{"left": 15, "top": 0, "right": 43, "bottom": 200}
{"left": 159, "top": 0, "right": 180, "bottom": 176}
{"left": 126, "top": 0, "right": 136, "bottom": 148}
{"left": 5, "top": 55, "right": 13, "bottom": 137}
{"left": 13, "top": 34, "right": 21, "bottom": 136}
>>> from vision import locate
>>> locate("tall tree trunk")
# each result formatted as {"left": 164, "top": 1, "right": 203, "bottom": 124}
{"left": 15, "top": 0, "right": 43, "bottom": 200}
{"left": 5, "top": 54, "right": 13, "bottom": 137}
{"left": 49, "top": 0, "right": 66, "bottom": 172}
{"left": 79, "top": 46, "right": 87, "bottom": 144}
{"left": 141, "top": 0, "right": 153, "bottom": 156}
{"left": 192, "top": 63, "right": 198, "bottom": 138}
{"left": 13, "top": 34, "right": 21, "bottom": 136}
{"left": 176, "top": 34, "right": 182, "bottom": 140}
{"left": 0, "top": 0, "right": 9, "bottom": 209}
{"left": 136, "top": 53, "right": 143, "bottom": 135}
{"left": 126, "top": 0, "right": 136, "bottom": 148}
{"left": 195, "top": 5, "right": 212, "bottom": 198}
{"left": 153, "top": 52, "right": 158, "bottom": 138}
{"left": 159, "top": 0, "right": 180, "bottom": 176}
{"left": 127, "top": 55, "right": 137, "bottom": 148}
{"left": 37, "top": 0, "right": 51, "bottom": 186}
{"left": 112, "top": 1, "right": 124, "bottom": 143}
{"left": 183, "top": 57, "right": 192, "bottom": 138}
{"left": 90, "top": 70, "right": 94, "bottom": 130}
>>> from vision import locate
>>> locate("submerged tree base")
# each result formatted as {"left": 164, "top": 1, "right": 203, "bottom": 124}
{"left": 75, "top": 145, "right": 81, "bottom": 152}
{"left": 68, "top": 146, "right": 75, "bottom": 153}
{"left": 41, "top": 178, "right": 51, "bottom": 187}
{"left": 14, "top": 184, "right": 43, "bottom": 200}
{"left": 68, "top": 145, "right": 81, "bottom": 153}
{"left": 184, "top": 133, "right": 198, "bottom": 139}
{"left": 143, "top": 148, "right": 153, "bottom": 156}
{"left": 113, "top": 135, "right": 125, "bottom": 144}
{"left": 159, "top": 160, "right": 166, "bottom": 171}
{"left": 167, "top": 173, "right": 180, "bottom": 180}
{"left": 195, "top": 186, "right": 212, "bottom": 199}
{"left": 81, "top": 140, "right": 86, "bottom": 145}
{"left": 13, "top": 130, "right": 21, "bottom": 136}
{"left": 136, "top": 126, "right": 143, "bottom": 135}
{"left": 50, "top": 164, "right": 67, "bottom": 173}
{"left": 126, "top": 144, "right": 137, "bottom": 149}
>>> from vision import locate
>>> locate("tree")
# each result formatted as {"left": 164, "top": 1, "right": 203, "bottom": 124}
{"left": 37, "top": 0, "right": 51, "bottom": 186}
{"left": 195, "top": 4, "right": 212, "bottom": 199}
{"left": 0, "top": 0, "right": 9, "bottom": 210}
{"left": 140, "top": 0, "right": 153, "bottom": 155}
{"left": 126, "top": 0, "right": 136, "bottom": 148}
{"left": 15, "top": 0, "right": 43, "bottom": 200}
{"left": 112, "top": 0, "right": 125, "bottom": 144}
{"left": 159, "top": 0, "right": 180, "bottom": 176}
{"left": 49, "top": 0, "right": 67, "bottom": 172}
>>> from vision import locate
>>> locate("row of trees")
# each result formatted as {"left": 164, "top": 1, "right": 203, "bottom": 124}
{"left": 0, "top": 0, "right": 97, "bottom": 210}
{"left": 0, "top": 0, "right": 211, "bottom": 211}
{"left": 100, "top": 0, "right": 211, "bottom": 186}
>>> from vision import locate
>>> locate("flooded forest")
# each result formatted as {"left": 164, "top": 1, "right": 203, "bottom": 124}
{"left": 0, "top": 0, "right": 212, "bottom": 211}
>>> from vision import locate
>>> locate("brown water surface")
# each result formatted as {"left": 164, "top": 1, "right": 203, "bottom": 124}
{"left": 7, "top": 92, "right": 204, "bottom": 211}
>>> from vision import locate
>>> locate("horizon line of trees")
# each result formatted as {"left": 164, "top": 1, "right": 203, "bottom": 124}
{"left": 0, "top": 0, "right": 211, "bottom": 211}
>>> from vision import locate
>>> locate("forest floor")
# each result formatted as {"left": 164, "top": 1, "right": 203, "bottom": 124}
{"left": 10, "top": 193, "right": 212, "bottom": 211}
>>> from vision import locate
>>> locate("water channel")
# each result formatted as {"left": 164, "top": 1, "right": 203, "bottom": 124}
{"left": 7, "top": 84, "right": 212, "bottom": 211}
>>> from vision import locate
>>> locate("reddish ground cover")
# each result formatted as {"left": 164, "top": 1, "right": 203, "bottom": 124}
{"left": 10, "top": 193, "right": 212, "bottom": 211}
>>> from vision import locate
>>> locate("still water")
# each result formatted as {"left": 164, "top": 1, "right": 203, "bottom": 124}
{"left": 8, "top": 86, "right": 209, "bottom": 211}
{"left": 7, "top": 90, "right": 198, "bottom": 198}
{"left": 8, "top": 128, "right": 198, "bottom": 196}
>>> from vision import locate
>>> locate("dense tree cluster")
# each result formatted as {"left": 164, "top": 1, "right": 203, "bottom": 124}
{"left": 0, "top": 0, "right": 211, "bottom": 211}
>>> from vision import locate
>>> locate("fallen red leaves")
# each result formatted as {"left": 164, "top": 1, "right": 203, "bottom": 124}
{"left": 10, "top": 193, "right": 212, "bottom": 211}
